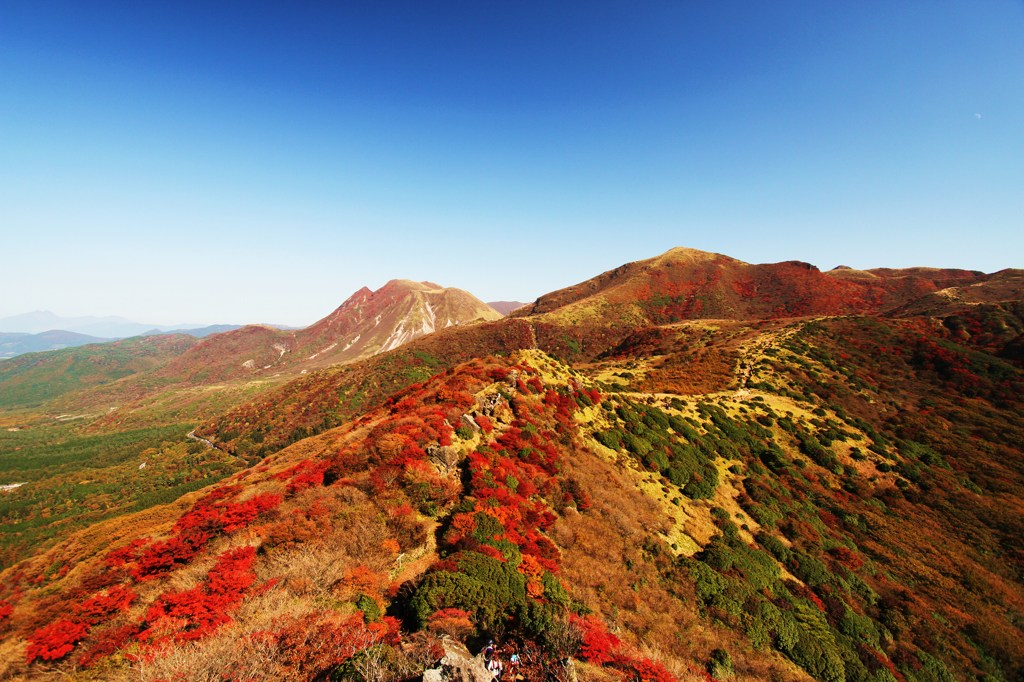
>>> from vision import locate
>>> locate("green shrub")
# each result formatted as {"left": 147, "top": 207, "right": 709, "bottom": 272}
{"left": 411, "top": 551, "right": 528, "bottom": 635}
{"left": 707, "top": 648, "right": 734, "bottom": 679}
{"left": 683, "top": 463, "right": 719, "bottom": 499}
{"left": 355, "top": 593, "right": 381, "bottom": 622}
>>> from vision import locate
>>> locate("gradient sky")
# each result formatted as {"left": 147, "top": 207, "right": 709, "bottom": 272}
{"left": 2, "top": 1, "right": 1022, "bottom": 327}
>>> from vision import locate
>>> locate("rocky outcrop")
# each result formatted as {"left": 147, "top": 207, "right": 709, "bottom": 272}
{"left": 422, "top": 639, "right": 492, "bottom": 682}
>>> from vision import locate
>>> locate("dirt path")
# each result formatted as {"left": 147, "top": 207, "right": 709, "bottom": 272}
{"left": 732, "top": 321, "right": 804, "bottom": 392}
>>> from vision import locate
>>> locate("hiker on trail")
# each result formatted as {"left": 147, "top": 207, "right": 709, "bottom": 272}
{"left": 484, "top": 640, "right": 495, "bottom": 662}
{"left": 488, "top": 656, "right": 503, "bottom": 680}
{"left": 507, "top": 651, "right": 521, "bottom": 680}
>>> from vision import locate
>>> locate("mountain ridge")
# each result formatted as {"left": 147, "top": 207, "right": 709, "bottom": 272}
{"left": 513, "top": 247, "right": 994, "bottom": 325}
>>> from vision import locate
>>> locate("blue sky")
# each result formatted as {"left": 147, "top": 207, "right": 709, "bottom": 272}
{"left": 2, "top": 1, "right": 1022, "bottom": 326}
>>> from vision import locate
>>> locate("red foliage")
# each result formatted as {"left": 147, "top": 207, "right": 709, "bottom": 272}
{"left": 125, "top": 490, "right": 279, "bottom": 581}
{"left": 283, "top": 461, "right": 328, "bottom": 495}
{"left": 0, "top": 600, "right": 12, "bottom": 620}
{"left": 205, "top": 546, "right": 258, "bottom": 597}
{"left": 828, "top": 546, "right": 865, "bottom": 571}
{"left": 426, "top": 608, "right": 474, "bottom": 638}
{"left": 140, "top": 546, "right": 256, "bottom": 642}
{"left": 274, "top": 611, "right": 399, "bottom": 676}
{"left": 26, "top": 618, "right": 90, "bottom": 663}
{"left": 73, "top": 586, "right": 137, "bottom": 625}
{"left": 476, "top": 544, "right": 507, "bottom": 562}
{"left": 612, "top": 654, "right": 677, "bottom": 682}
{"left": 571, "top": 614, "right": 621, "bottom": 665}
{"left": 475, "top": 414, "right": 494, "bottom": 433}
{"left": 817, "top": 509, "right": 840, "bottom": 529}
{"left": 132, "top": 534, "right": 209, "bottom": 580}
{"left": 104, "top": 538, "right": 149, "bottom": 569}
{"left": 77, "top": 623, "right": 138, "bottom": 667}
{"left": 220, "top": 493, "right": 283, "bottom": 531}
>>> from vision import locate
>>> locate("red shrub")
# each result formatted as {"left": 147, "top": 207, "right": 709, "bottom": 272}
{"left": 133, "top": 534, "right": 209, "bottom": 580}
{"left": 77, "top": 623, "right": 138, "bottom": 667}
{"left": 613, "top": 654, "right": 676, "bottom": 682}
{"left": 425, "top": 608, "right": 474, "bottom": 638}
{"left": 26, "top": 619, "right": 90, "bottom": 663}
{"left": 73, "top": 586, "right": 137, "bottom": 625}
{"left": 274, "top": 611, "right": 399, "bottom": 676}
{"left": 475, "top": 414, "right": 494, "bottom": 433}
{"left": 220, "top": 493, "right": 283, "bottom": 531}
{"left": 476, "top": 545, "right": 507, "bottom": 562}
{"left": 104, "top": 539, "right": 149, "bottom": 569}
{"left": 829, "top": 546, "right": 865, "bottom": 570}
{"left": 205, "top": 546, "right": 257, "bottom": 597}
{"left": 571, "top": 615, "right": 620, "bottom": 665}
{"left": 140, "top": 546, "right": 257, "bottom": 642}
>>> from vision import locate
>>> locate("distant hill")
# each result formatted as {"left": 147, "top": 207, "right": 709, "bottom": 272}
{"left": 300, "top": 279, "right": 503, "bottom": 358}
{"left": 0, "top": 311, "right": 164, "bottom": 338}
{"left": 486, "top": 300, "right": 528, "bottom": 315}
{"left": 0, "top": 281, "right": 503, "bottom": 411}
{"left": 152, "top": 279, "right": 503, "bottom": 384}
{"left": 140, "top": 324, "right": 243, "bottom": 339}
{"left": 0, "top": 326, "right": 244, "bottom": 361}
{"left": 0, "top": 334, "right": 198, "bottom": 408}
{"left": 0, "top": 330, "right": 111, "bottom": 360}
{"left": 511, "top": 246, "right": 987, "bottom": 324}
{"left": 0, "top": 312, "right": 257, "bottom": 340}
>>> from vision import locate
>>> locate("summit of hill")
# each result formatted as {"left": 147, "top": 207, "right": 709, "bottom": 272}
{"left": 513, "top": 247, "right": 993, "bottom": 326}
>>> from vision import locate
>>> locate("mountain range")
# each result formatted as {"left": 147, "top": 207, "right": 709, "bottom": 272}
{"left": 0, "top": 248, "right": 1021, "bottom": 682}
{"left": 0, "top": 330, "right": 111, "bottom": 361}
{"left": 0, "top": 311, "right": 241, "bottom": 339}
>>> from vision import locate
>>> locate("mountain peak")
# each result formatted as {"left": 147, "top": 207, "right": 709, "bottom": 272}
{"left": 298, "top": 280, "right": 501, "bottom": 363}
{"left": 654, "top": 246, "right": 741, "bottom": 265}
{"left": 379, "top": 279, "right": 443, "bottom": 293}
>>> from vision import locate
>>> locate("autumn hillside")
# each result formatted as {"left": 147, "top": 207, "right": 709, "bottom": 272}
{"left": 512, "top": 247, "right": 987, "bottom": 325}
{"left": 0, "top": 247, "right": 1022, "bottom": 682}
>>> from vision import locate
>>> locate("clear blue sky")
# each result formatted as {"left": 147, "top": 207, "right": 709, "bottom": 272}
{"left": 2, "top": 1, "right": 1022, "bottom": 326}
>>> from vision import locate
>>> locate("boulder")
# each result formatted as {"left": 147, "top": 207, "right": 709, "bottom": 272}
{"left": 422, "top": 638, "right": 492, "bottom": 682}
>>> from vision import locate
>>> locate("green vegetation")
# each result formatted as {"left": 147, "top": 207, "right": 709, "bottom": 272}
{"left": 0, "top": 422, "right": 243, "bottom": 568}
{"left": 0, "top": 336, "right": 194, "bottom": 409}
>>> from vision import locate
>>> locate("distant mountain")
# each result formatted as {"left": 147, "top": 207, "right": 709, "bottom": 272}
{"left": 0, "top": 311, "right": 255, "bottom": 339}
{"left": 153, "top": 280, "right": 503, "bottom": 384}
{"left": 511, "top": 246, "right": 987, "bottom": 324}
{"left": 0, "top": 330, "right": 111, "bottom": 360}
{"left": 487, "top": 300, "right": 528, "bottom": 315}
{"left": 0, "top": 311, "right": 160, "bottom": 338}
{"left": 300, "top": 279, "right": 503, "bottom": 358}
{"left": 0, "top": 334, "right": 198, "bottom": 408}
{"left": 140, "top": 324, "right": 244, "bottom": 339}
{"left": 0, "top": 326, "right": 245, "bottom": 362}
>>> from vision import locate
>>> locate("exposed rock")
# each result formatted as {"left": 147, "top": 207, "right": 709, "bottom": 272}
{"left": 426, "top": 443, "right": 464, "bottom": 475}
{"left": 421, "top": 638, "right": 492, "bottom": 682}
{"left": 477, "top": 392, "right": 504, "bottom": 417}
{"left": 461, "top": 414, "right": 480, "bottom": 432}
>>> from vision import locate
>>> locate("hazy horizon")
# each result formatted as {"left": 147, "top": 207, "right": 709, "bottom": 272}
{"left": 3, "top": 1, "right": 1022, "bottom": 327}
